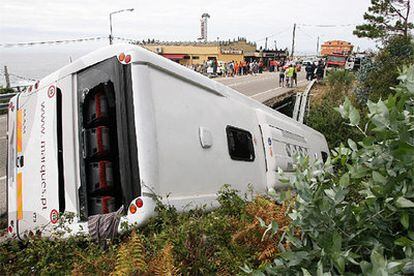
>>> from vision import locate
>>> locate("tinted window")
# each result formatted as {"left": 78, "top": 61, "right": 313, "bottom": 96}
{"left": 321, "top": 151, "right": 328, "bottom": 163}
{"left": 226, "top": 126, "right": 255, "bottom": 161}
{"left": 328, "top": 56, "right": 346, "bottom": 63}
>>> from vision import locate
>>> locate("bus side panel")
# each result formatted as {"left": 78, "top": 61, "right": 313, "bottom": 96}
{"left": 142, "top": 65, "right": 267, "bottom": 207}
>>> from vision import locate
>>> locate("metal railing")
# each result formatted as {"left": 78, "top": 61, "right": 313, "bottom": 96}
{"left": 292, "top": 79, "right": 316, "bottom": 123}
{"left": 0, "top": 93, "right": 17, "bottom": 111}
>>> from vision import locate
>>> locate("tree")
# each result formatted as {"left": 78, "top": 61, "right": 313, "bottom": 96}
{"left": 354, "top": 0, "right": 413, "bottom": 40}
{"left": 355, "top": 36, "right": 414, "bottom": 102}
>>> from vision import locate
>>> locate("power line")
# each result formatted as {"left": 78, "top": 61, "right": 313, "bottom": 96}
{"left": 254, "top": 27, "right": 292, "bottom": 43}
{"left": 296, "top": 26, "right": 317, "bottom": 41}
{"left": 0, "top": 36, "right": 142, "bottom": 48}
{"left": 0, "top": 36, "right": 108, "bottom": 48}
{"left": 113, "top": 36, "right": 139, "bottom": 43}
{"left": 298, "top": 23, "right": 357, "bottom": 28}
{"left": 0, "top": 68, "right": 36, "bottom": 82}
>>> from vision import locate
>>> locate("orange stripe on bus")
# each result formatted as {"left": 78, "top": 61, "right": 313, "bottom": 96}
{"left": 17, "top": 172, "right": 23, "bottom": 220}
{"left": 17, "top": 109, "right": 22, "bottom": 153}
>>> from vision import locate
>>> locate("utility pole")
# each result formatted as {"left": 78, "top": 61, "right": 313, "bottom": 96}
{"left": 274, "top": 40, "right": 277, "bottom": 50}
{"left": 4, "top": 66, "right": 10, "bottom": 88}
{"left": 109, "top": 14, "right": 113, "bottom": 45}
{"left": 265, "top": 37, "right": 268, "bottom": 50}
{"left": 316, "top": 36, "right": 320, "bottom": 56}
{"left": 291, "top": 23, "right": 296, "bottom": 58}
{"left": 109, "top": 8, "right": 134, "bottom": 45}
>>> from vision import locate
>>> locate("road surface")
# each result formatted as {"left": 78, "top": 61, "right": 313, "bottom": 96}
{"left": 0, "top": 70, "right": 307, "bottom": 215}
{"left": 217, "top": 71, "right": 306, "bottom": 102}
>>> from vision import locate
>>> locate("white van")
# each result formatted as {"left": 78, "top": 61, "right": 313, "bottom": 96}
{"left": 6, "top": 44, "right": 328, "bottom": 239}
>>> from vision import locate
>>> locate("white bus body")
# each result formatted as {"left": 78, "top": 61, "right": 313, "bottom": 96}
{"left": 6, "top": 45, "right": 328, "bottom": 238}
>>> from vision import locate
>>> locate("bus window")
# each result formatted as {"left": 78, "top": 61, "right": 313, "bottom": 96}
{"left": 321, "top": 151, "right": 329, "bottom": 163}
{"left": 226, "top": 126, "right": 255, "bottom": 162}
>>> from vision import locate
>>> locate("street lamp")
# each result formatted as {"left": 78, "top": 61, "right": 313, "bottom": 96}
{"left": 109, "top": 8, "right": 134, "bottom": 45}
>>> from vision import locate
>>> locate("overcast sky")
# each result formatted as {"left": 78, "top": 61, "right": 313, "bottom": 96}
{"left": 0, "top": 0, "right": 397, "bottom": 84}
{"left": 1, "top": 0, "right": 377, "bottom": 49}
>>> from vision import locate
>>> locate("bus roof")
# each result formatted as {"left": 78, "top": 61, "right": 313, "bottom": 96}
{"left": 32, "top": 44, "right": 326, "bottom": 140}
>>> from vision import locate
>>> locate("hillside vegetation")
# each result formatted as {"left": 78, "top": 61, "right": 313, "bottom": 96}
{"left": 1, "top": 187, "right": 294, "bottom": 275}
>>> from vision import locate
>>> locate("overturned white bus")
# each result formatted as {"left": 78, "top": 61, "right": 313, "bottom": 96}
{"left": 6, "top": 45, "right": 328, "bottom": 239}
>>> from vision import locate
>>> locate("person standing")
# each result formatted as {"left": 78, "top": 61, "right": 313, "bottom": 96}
{"left": 279, "top": 67, "right": 285, "bottom": 87}
{"left": 292, "top": 65, "right": 298, "bottom": 87}
{"left": 234, "top": 62, "right": 239, "bottom": 77}
{"left": 286, "top": 65, "right": 294, "bottom": 87}
{"left": 213, "top": 59, "right": 217, "bottom": 75}
{"left": 221, "top": 62, "right": 226, "bottom": 77}
{"left": 311, "top": 62, "right": 316, "bottom": 80}
{"left": 316, "top": 62, "right": 325, "bottom": 81}
{"left": 226, "top": 62, "right": 231, "bottom": 77}
{"left": 240, "top": 61, "right": 244, "bottom": 76}
{"left": 305, "top": 62, "right": 313, "bottom": 81}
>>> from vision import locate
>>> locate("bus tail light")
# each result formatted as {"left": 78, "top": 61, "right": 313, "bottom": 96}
{"left": 129, "top": 203, "right": 137, "bottom": 214}
{"left": 135, "top": 198, "right": 143, "bottom": 208}
{"left": 118, "top": 53, "right": 125, "bottom": 62}
{"left": 125, "top": 55, "right": 131, "bottom": 64}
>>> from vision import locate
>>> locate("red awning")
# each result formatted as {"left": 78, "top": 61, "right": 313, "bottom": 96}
{"left": 162, "top": 54, "right": 186, "bottom": 60}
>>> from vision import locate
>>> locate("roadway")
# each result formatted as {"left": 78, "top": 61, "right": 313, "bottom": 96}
{"left": 0, "top": 70, "right": 307, "bottom": 215}
{"left": 216, "top": 71, "right": 306, "bottom": 102}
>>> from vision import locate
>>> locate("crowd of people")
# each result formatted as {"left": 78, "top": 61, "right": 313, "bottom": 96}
{"left": 185, "top": 58, "right": 327, "bottom": 86}
{"left": 187, "top": 60, "right": 266, "bottom": 77}
{"left": 304, "top": 61, "right": 326, "bottom": 82}
{"left": 278, "top": 60, "right": 326, "bottom": 88}
{"left": 278, "top": 64, "right": 298, "bottom": 88}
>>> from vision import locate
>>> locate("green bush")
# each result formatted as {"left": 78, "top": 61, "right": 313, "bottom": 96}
{"left": 358, "top": 36, "right": 414, "bottom": 102}
{"left": 306, "top": 98, "right": 363, "bottom": 149}
{"left": 0, "top": 186, "right": 288, "bottom": 275}
{"left": 255, "top": 65, "right": 414, "bottom": 275}
{"left": 306, "top": 74, "right": 363, "bottom": 149}
{"left": 0, "top": 235, "right": 117, "bottom": 275}
{"left": 326, "top": 70, "right": 355, "bottom": 91}
{"left": 0, "top": 87, "right": 14, "bottom": 94}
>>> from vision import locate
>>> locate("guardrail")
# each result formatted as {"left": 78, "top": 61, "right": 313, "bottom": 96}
{"left": 292, "top": 79, "right": 316, "bottom": 123}
{"left": 0, "top": 93, "right": 17, "bottom": 111}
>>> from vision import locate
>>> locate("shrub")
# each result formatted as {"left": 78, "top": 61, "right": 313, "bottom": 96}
{"left": 306, "top": 74, "right": 363, "bottom": 149}
{"left": 354, "top": 58, "right": 376, "bottom": 104}
{"left": 326, "top": 69, "right": 355, "bottom": 92}
{"left": 0, "top": 235, "right": 116, "bottom": 275}
{"left": 0, "top": 186, "right": 292, "bottom": 275}
{"left": 255, "top": 65, "right": 414, "bottom": 275}
{"left": 0, "top": 87, "right": 14, "bottom": 94}
{"left": 306, "top": 99, "right": 363, "bottom": 149}
{"left": 358, "top": 35, "right": 414, "bottom": 102}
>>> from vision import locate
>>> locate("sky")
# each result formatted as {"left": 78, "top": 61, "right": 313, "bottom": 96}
{"left": 0, "top": 0, "right": 386, "bottom": 85}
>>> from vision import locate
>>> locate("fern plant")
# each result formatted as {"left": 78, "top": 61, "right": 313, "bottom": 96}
{"left": 149, "top": 242, "right": 179, "bottom": 276}
{"left": 112, "top": 231, "right": 147, "bottom": 275}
